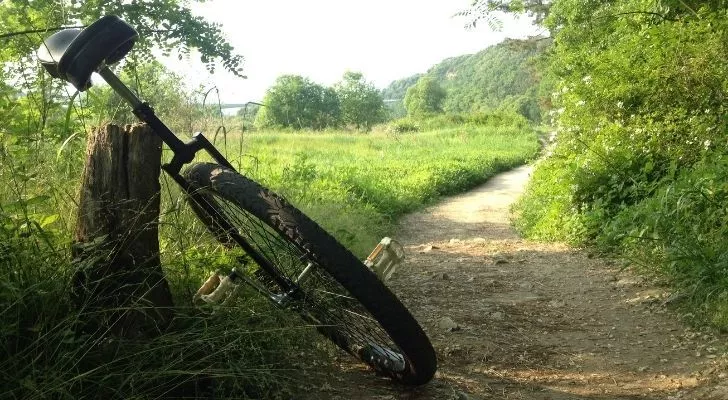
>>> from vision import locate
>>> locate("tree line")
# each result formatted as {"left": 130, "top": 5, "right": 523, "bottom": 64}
{"left": 255, "top": 71, "right": 448, "bottom": 130}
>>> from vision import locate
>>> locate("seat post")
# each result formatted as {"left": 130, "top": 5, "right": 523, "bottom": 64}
{"left": 96, "top": 66, "right": 189, "bottom": 159}
{"left": 97, "top": 66, "right": 142, "bottom": 109}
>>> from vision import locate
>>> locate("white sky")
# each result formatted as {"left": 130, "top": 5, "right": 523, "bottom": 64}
{"left": 164, "top": 0, "right": 542, "bottom": 103}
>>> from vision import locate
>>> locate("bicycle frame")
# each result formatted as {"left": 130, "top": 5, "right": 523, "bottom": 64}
{"left": 97, "top": 66, "right": 299, "bottom": 296}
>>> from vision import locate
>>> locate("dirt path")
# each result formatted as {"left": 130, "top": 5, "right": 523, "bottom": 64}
{"left": 299, "top": 166, "right": 728, "bottom": 400}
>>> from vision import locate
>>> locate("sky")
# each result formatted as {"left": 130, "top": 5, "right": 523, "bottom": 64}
{"left": 164, "top": 1, "right": 543, "bottom": 104}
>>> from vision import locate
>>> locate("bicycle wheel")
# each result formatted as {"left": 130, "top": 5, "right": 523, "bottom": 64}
{"left": 183, "top": 162, "right": 437, "bottom": 385}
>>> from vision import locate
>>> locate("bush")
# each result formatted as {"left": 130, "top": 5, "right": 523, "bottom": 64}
{"left": 599, "top": 155, "right": 728, "bottom": 326}
{"left": 385, "top": 112, "right": 530, "bottom": 135}
{"left": 386, "top": 119, "right": 420, "bottom": 133}
{"left": 403, "top": 76, "right": 446, "bottom": 117}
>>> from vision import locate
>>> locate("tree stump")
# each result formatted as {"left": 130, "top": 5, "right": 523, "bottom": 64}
{"left": 72, "top": 123, "right": 173, "bottom": 338}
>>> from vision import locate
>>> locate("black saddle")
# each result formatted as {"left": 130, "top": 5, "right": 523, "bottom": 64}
{"left": 37, "top": 15, "right": 138, "bottom": 91}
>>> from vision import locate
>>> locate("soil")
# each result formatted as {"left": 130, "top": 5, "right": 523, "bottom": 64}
{"left": 295, "top": 166, "right": 728, "bottom": 400}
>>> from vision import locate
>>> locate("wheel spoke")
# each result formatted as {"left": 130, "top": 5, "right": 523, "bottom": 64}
{"left": 198, "top": 190, "right": 406, "bottom": 371}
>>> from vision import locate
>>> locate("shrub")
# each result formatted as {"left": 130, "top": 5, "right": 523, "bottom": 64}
{"left": 600, "top": 155, "right": 728, "bottom": 326}
{"left": 386, "top": 119, "right": 420, "bottom": 133}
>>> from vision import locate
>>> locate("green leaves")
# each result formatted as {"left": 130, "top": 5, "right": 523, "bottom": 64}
{"left": 516, "top": 0, "right": 728, "bottom": 327}
{"left": 455, "top": 0, "right": 552, "bottom": 29}
{"left": 0, "top": 0, "right": 244, "bottom": 76}
{"left": 257, "top": 75, "right": 341, "bottom": 130}
{"left": 71, "top": 0, "right": 244, "bottom": 77}
{"left": 333, "top": 71, "right": 386, "bottom": 130}
{"left": 403, "top": 76, "right": 446, "bottom": 118}
{"left": 0, "top": 0, "right": 246, "bottom": 146}
{"left": 258, "top": 71, "right": 387, "bottom": 131}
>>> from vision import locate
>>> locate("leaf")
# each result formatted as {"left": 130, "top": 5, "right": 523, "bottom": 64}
{"left": 57, "top": 131, "right": 81, "bottom": 160}
{"left": 2, "top": 195, "right": 50, "bottom": 211}
{"left": 643, "top": 160, "right": 654, "bottom": 174}
{"left": 63, "top": 90, "right": 79, "bottom": 137}
{"left": 40, "top": 214, "right": 59, "bottom": 228}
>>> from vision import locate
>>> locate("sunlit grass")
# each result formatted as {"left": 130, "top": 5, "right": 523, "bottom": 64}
{"left": 207, "top": 124, "right": 539, "bottom": 256}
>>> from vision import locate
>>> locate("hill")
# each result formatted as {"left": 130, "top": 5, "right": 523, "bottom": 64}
{"left": 382, "top": 37, "right": 549, "bottom": 121}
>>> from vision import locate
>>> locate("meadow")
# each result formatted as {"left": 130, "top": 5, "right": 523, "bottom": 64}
{"left": 214, "top": 119, "right": 538, "bottom": 255}
{"left": 0, "top": 115, "right": 538, "bottom": 398}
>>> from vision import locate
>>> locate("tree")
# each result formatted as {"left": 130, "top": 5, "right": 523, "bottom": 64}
{"left": 334, "top": 71, "right": 386, "bottom": 130}
{"left": 403, "top": 76, "right": 446, "bottom": 117}
{"left": 256, "top": 75, "right": 341, "bottom": 130}
{"left": 0, "top": 0, "right": 245, "bottom": 141}
{"left": 456, "top": 0, "right": 552, "bottom": 29}
{"left": 1, "top": 0, "right": 243, "bottom": 76}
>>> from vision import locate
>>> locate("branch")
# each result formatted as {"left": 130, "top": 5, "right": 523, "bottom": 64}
{"left": 0, "top": 26, "right": 86, "bottom": 40}
{"left": 597, "top": 11, "right": 678, "bottom": 22}
{"left": 0, "top": 26, "right": 170, "bottom": 41}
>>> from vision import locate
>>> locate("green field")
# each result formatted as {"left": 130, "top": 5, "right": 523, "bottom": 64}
{"left": 210, "top": 123, "right": 538, "bottom": 255}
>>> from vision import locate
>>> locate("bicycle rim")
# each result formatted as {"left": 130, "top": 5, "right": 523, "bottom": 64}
{"left": 198, "top": 189, "right": 409, "bottom": 374}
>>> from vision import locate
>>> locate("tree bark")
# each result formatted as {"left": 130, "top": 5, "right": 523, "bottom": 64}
{"left": 72, "top": 123, "right": 173, "bottom": 338}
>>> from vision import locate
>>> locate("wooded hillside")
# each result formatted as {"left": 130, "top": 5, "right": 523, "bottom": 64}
{"left": 382, "top": 38, "right": 548, "bottom": 121}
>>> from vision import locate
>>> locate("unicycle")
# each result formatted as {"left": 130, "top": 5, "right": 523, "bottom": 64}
{"left": 37, "top": 15, "right": 436, "bottom": 385}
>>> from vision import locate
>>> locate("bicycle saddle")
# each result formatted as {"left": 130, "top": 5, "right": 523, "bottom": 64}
{"left": 37, "top": 15, "right": 138, "bottom": 91}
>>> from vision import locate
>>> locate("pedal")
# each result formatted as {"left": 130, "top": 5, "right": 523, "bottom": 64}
{"left": 194, "top": 269, "right": 241, "bottom": 305}
{"left": 364, "top": 237, "right": 405, "bottom": 282}
{"left": 193, "top": 270, "right": 221, "bottom": 302}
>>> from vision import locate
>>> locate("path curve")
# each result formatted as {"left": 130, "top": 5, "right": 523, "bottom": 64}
{"left": 300, "top": 166, "right": 728, "bottom": 400}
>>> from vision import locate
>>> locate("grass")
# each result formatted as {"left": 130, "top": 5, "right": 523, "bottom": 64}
{"left": 0, "top": 115, "right": 538, "bottom": 398}
{"left": 210, "top": 122, "right": 539, "bottom": 256}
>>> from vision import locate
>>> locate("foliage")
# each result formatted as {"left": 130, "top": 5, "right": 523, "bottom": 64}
{"left": 403, "top": 76, "right": 446, "bottom": 117}
{"left": 256, "top": 72, "right": 386, "bottom": 131}
{"left": 384, "top": 38, "right": 548, "bottom": 122}
{"left": 455, "top": 0, "right": 552, "bottom": 28}
{"left": 0, "top": 0, "right": 245, "bottom": 148}
{"left": 256, "top": 75, "right": 341, "bottom": 130}
{"left": 237, "top": 103, "right": 261, "bottom": 126}
{"left": 381, "top": 74, "right": 422, "bottom": 118}
{"left": 334, "top": 71, "right": 386, "bottom": 130}
{"left": 1, "top": 0, "right": 243, "bottom": 76}
{"left": 601, "top": 156, "right": 728, "bottom": 327}
{"left": 387, "top": 112, "right": 530, "bottom": 133}
{"left": 513, "top": 0, "right": 728, "bottom": 327}
{"left": 85, "top": 61, "right": 187, "bottom": 124}
{"left": 386, "top": 119, "right": 421, "bottom": 134}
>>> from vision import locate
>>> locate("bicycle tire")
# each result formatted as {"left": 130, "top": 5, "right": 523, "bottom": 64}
{"left": 183, "top": 162, "right": 437, "bottom": 385}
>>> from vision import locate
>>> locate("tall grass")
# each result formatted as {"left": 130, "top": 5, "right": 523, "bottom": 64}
{"left": 214, "top": 120, "right": 538, "bottom": 255}
{"left": 1, "top": 115, "right": 538, "bottom": 398}
{"left": 1, "top": 134, "right": 308, "bottom": 399}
